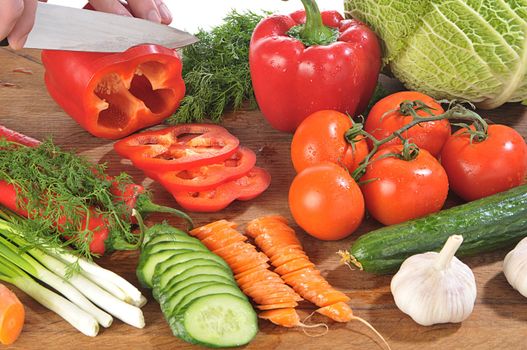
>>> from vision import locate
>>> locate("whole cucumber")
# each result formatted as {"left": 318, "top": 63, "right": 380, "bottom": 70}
{"left": 343, "top": 184, "right": 527, "bottom": 274}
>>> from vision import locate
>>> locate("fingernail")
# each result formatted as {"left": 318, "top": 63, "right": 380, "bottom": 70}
{"left": 147, "top": 9, "right": 161, "bottom": 23}
{"left": 158, "top": 3, "right": 172, "bottom": 23}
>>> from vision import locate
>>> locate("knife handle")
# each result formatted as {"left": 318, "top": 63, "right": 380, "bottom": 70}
{"left": 0, "top": 38, "right": 8, "bottom": 47}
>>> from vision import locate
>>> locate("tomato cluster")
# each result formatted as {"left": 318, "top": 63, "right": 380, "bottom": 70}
{"left": 114, "top": 124, "right": 271, "bottom": 212}
{"left": 289, "top": 92, "right": 527, "bottom": 240}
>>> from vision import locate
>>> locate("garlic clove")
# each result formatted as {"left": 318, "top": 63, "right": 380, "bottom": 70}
{"left": 390, "top": 235, "right": 477, "bottom": 326}
{"left": 503, "top": 237, "right": 527, "bottom": 298}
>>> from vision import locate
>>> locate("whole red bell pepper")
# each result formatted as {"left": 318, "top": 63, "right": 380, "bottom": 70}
{"left": 249, "top": 0, "right": 381, "bottom": 132}
{"left": 41, "top": 44, "right": 185, "bottom": 139}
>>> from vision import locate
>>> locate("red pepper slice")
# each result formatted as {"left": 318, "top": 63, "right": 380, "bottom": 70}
{"left": 113, "top": 124, "right": 240, "bottom": 172}
{"left": 150, "top": 147, "right": 257, "bottom": 192}
{"left": 41, "top": 44, "right": 185, "bottom": 139}
{"left": 172, "top": 167, "right": 271, "bottom": 212}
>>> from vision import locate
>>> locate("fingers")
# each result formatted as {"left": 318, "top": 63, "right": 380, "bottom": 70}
{"left": 0, "top": 0, "right": 25, "bottom": 46}
{"left": 88, "top": 0, "right": 133, "bottom": 18}
{"left": 153, "top": 0, "right": 172, "bottom": 24}
{"left": 7, "top": 0, "right": 38, "bottom": 50}
{"left": 126, "top": 0, "right": 161, "bottom": 23}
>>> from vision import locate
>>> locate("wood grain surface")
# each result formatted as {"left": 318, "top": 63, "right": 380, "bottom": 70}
{"left": 1, "top": 47, "right": 527, "bottom": 350}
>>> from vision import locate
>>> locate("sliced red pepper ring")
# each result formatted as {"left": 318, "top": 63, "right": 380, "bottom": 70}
{"left": 113, "top": 124, "right": 240, "bottom": 172}
{"left": 151, "top": 147, "right": 256, "bottom": 192}
{"left": 171, "top": 167, "right": 271, "bottom": 212}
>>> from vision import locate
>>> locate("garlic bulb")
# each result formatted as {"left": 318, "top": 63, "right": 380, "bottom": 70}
{"left": 503, "top": 237, "right": 527, "bottom": 297}
{"left": 390, "top": 235, "right": 477, "bottom": 326}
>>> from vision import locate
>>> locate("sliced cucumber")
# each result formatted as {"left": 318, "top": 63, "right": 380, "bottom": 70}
{"left": 163, "top": 264, "right": 234, "bottom": 296}
{"left": 173, "top": 283, "right": 247, "bottom": 315}
{"left": 152, "top": 259, "right": 233, "bottom": 300}
{"left": 170, "top": 294, "right": 258, "bottom": 347}
{"left": 147, "top": 241, "right": 208, "bottom": 255}
{"left": 145, "top": 232, "right": 204, "bottom": 249}
{"left": 160, "top": 281, "right": 222, "bottom": 316}
{"left": 137, "top": 249, "right": 194, "bottom": 287}
{"left": 160, "top": 274, "right": 234, "bottom": 299}
{"left": 143, "top": 224, "right": 190, "bottom": 245}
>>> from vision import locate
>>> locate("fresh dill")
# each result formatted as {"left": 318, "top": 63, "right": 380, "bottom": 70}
{"left": 0, "top": 139, "right": 137, "bottom": 259}
{"left": 167, "top": 10, "right": 266, "bottom": 124}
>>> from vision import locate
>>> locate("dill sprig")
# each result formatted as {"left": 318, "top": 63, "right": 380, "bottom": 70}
{"left": 0, "top": 139, "right": 137, "bottom": 259}
{"left": 167, "top": 10, "right": 266, "bottom": 124}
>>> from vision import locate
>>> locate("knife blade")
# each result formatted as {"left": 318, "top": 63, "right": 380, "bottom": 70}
{"left": 1, "top": 2, "right": 197, "bottom": 52}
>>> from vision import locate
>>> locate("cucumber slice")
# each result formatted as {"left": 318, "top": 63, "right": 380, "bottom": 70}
{"left": 160, "top": 281, "right": 222, "bottom": 316}
{"left": 173, "top": 283, "right": 247, "bottom": 315}
{"left": 137, "top": 249, "right": 194, "bottom": 287}
{"left": 170, "top": 294, "right": 258, "bottom": 347}
{"left": 162, "top": 263, "right": 233, "bottom": 295}
{"left": 152, "top": 259, "right": 233, "bottom": 300}
{"left": 144, "top": 241, "right": 208, "bottom": 257}
{"left": 154, "top": 251, "right": 230, "bottom": 274}
{"left": 145, "top": 232, "right": 204, "bottom": 249}
{"left": 161, "top": 274, "right": 234, "bottom": 299}
{"left": 144, "top": 224, "right": 189, "bottom": 245}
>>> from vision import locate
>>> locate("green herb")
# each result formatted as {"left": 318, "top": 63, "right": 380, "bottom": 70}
{"left": 0, "top": 139, "right": 136, "bottom": 258}
{"left": 167, "top": 10, "right": 265, "bottom": 124}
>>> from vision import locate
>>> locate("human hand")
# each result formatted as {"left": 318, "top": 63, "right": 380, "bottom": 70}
{"left": 0, "top": 0, "right": 172, "bottom": 50}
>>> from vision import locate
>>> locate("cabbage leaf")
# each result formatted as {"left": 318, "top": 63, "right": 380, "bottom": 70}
{"left": 345, "top": 0, "right": 527, "bottom": 109}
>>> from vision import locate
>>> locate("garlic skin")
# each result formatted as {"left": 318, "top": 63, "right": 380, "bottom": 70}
{"left": 503, "top": 237, "right": 527, "bottom": 298}
{"left": 390, "top": 235, "right": 477, "bottom": 326}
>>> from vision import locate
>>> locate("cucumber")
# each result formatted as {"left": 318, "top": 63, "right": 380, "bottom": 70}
{"left": 145, "top": 232, "right": 204, "bottom": 248}
{"left": 170, "top": 294, "right": 258, "bottom": 347}
{"left": 152, "top": 251, "right": 230, "bottom": 273}
{"left": 160, "top": 281, "right": 221, "bottom": 317}
{"left": 137, "top": 249, "right": 195, "bottom": 287}
{"left": 153, "top": 259, "right": 234, "bottom": 300}
{"left": 173, "top": 284, "right": 247, "bottom": 315}
{"left": 160, "top": 274, "right": 234, "bottom": 300}
{"left": 143, "top": 224, "right": 190, "bottom": 245}
{"left": 347, "top": 184, "right": 527, "bottom": 274}
{"left": 145, "top": 241, "right": 208, "bottom": 255}
{"left": 163, "top": 265, "right": 235, "bottom": 297}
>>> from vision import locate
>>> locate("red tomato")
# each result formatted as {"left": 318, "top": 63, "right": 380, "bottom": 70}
{"left": 289, "top": 162, "right": 364, "bottom": 240}
{"left": 440, "top": 124, "right": 527, "bottom": 201}
{"left": 361, "top": 145, "right": 449, "bottom": 225}
{"left": 365, "top": 91, "right": 451, "bottom": 157}
{"left": 291, "top": 110, "right": 369, "bottom": 173}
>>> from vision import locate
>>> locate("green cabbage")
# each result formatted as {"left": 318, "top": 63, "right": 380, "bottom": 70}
{"left": 344, "top": 0, "right": 527, "bottom": 109}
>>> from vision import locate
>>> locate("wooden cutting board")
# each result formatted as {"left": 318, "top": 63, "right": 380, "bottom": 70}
{"left": 1, "top": 47, "right": 527, "bottom": 350}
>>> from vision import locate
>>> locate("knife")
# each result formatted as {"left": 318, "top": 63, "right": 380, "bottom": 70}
{"left": 0, "top": 2, "right": 197, "bottom": 52}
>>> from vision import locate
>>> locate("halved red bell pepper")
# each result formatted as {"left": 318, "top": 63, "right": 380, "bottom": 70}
{"left": 249, "top": 0, "right": 381, "bottom": 132}
{"left": 41, "top": 44, "right": 185, "bottom": 139}
{"left": 113, "top": 124, "right": 240, "bottom": 172}
{"left": 150, "top": 147, "right": 256, "bottom": 192}
{"left": 172, "top": 167, "right": 271, "bottom": 212}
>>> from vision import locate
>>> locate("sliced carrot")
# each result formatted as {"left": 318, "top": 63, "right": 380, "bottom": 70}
{"left": 265, "top": 244, "right": 304, "bottom": 258}
{"left": 274, "top": 257, "right": 315, "bottom": 275}
{"left": 237, "top": 270, "right": 284, "bottom": 288}
{"left": 234, "top": 263, "right": 271, "bottom": 279}
{"left": 281, "top": 267, "right": 321, "bottom": 284}
{"left": 202, "top": 232, "right": 247, "bottom": 251}
{"left": 259, "top": 308, "right": 300, "bottom": 328}
{"left": 242, "top": 282, "right": 293, "bottom": 297}
{"left": 229, "top": 253, "right": 269, "bottom": 273}
{"left": 212, "top": 241, "right": 253, "bottom": 259}
{"left": 0, "top": 284, "right": 25, "bottom": 345}
{"left": 257, "top": 302, "right": 299, "bottom": 311}
{"left": 190, "top": 220, "right": 237, "bottom": 240}
{"left": 317, "top": 302, "right": 354, "bottom": 323}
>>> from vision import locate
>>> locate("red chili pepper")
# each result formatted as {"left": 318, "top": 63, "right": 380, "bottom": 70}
{"left": 113, "top": 124, "right": 240, "bottom": 172}
{"left": 41, "top": 44, "right": 185, "bottom": 139}
{"left": 171, "top": 167, "right": 271, "bottom": 212}
{"left": 0, "top": 126, "right": 192, "bottom": 255}
{"left": 148, "top": 147, "right": 257, "bottom": 192}
{"left": 249, "top": 0, "right": 381, "bottom": 132}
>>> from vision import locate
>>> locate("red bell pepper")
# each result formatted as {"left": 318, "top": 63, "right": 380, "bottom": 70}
{"left": 41, "top": 44, "right": 185, "bottom": 139}
{"left": 249, "top": 0, "right": 381, "bottom": 132}
{"left": 0, "top": 125, "right": 192, "bottom": 255}
{"left": 113, "top": 124, "right": 240, "bottom": 172}
{"left": 150, "top": 147, "right": 257, "bottom": 192}
{"left": 171, "top": 167, "right": 271, "bottom": 212}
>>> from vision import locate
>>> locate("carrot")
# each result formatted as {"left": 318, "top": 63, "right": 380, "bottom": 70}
{"left": 190, "top": 220, "right": 304, "bottom": 328}
{"left": 0, "top": 284, "right": 25, "bottom": 345}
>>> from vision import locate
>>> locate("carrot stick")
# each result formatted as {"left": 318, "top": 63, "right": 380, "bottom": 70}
{"left": 0, "top": 284, "right": 25, "bottom": 345}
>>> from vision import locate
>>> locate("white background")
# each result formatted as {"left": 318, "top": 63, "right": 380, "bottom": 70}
{"left": 46, "top": 1, "right": 345, "bottom": 33}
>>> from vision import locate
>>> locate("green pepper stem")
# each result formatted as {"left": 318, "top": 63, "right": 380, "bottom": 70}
{"left": 136, "top": 194, "right": 193, "bottom": 230}
{"left": 300, "top": 0, "right": 335, "bottom": 45}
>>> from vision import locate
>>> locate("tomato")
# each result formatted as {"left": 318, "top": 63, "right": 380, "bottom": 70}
{"left": 150, "top": 147, "right": 256, "bottom": 192}
{"left": 361, "top": 145, "right": 449, "bottom": 225}
{"left": 288, "top": 162, "right": 364, "bottom": 240}
{"left": 172, "top": 167, "right": 271, "bottom": 212}
{"left": 440, "top": 124, "right": 527, "bottom": 201}
{"left": 113, "top": 124, "right": 240, "bottom": 172}
{"left": 290, "top": 110, "right": 369, "bottom": 173}
{"left": 365, "top": 91, "right": 451, "bottom": 157}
